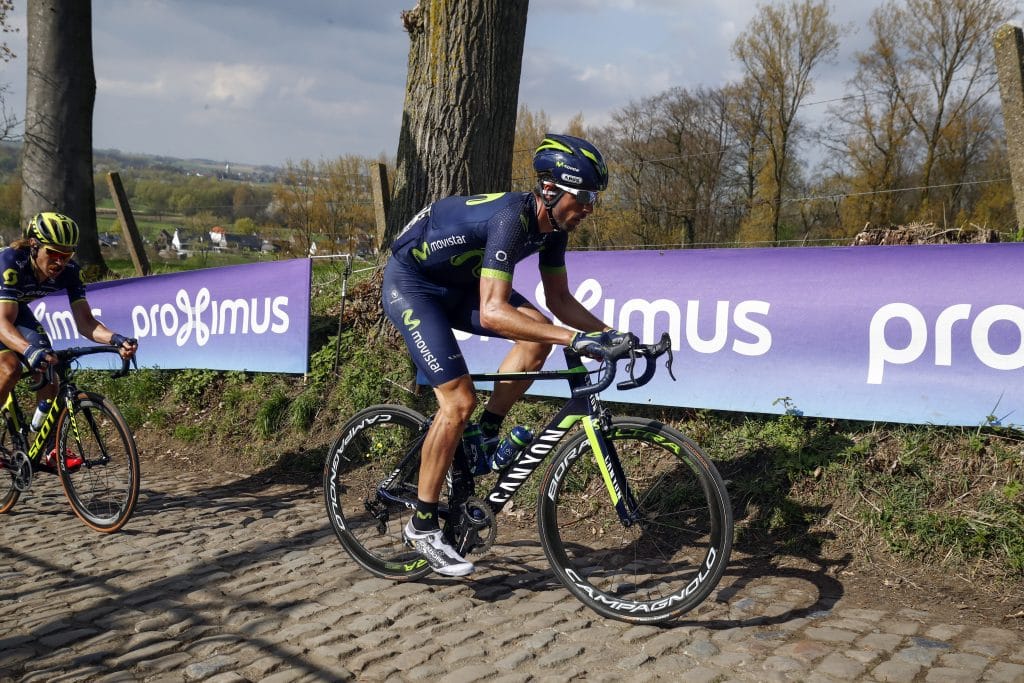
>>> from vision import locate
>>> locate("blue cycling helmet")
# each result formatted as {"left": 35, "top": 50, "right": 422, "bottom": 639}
{"left": 533, "top": 133, "right": 608, "bottom": 192}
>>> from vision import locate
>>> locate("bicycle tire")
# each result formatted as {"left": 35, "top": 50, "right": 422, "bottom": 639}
{"left": 0, "top": 446, "right": 20, "bottom": 513}
{"left": 537, "top": 417, "right": 732, "bottom": 624}
{"left": 323, "top": 404, "right": 432, "bottom": 580}
{"left": 56, "top": 391, "right": 140, "bottom": 532}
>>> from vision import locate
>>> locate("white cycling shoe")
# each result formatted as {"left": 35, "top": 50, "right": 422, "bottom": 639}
{"left": 403, "top": 520, "right": 475, "bottom": 577}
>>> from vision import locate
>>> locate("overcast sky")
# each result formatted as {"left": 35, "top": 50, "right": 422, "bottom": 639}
{"left": 2, "top": 1, "right": 895, "bottom": 168}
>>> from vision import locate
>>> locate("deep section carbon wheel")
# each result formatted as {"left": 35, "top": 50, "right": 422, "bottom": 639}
{"left": 538, "top": 417, "right": 732, "bottom": 623}
{"left": 324, "top": 404, "right": 433, "bottom": 580}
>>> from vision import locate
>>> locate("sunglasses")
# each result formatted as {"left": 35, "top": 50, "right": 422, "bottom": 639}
{"left": 43, "top": 246, "right": 75, "bottom": 260}
{"left": 554, "top": 183, "right": 600, "bottom": 206}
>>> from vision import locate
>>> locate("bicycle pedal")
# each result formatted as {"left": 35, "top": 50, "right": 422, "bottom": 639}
{"left": 12, "top": 453, "right": 33, "bottom": 492}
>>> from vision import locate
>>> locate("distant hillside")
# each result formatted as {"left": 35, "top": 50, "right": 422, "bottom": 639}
{"left": 0, "top": 140, "right": 283, "bottom": 182}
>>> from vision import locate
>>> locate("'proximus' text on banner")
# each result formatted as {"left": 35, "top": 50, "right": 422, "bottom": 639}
{"left": 457, "top": 244, "right": 1024, "bottom": 428}
{"left": 31, "top": 258, "right": 311, "bottom": 374}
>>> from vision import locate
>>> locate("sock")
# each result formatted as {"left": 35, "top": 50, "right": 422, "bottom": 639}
{"left": 479, "top": 409, "right": 505, "bottom": 439}
{"left": 412, "top": 499, "right": 439, "bottom": 532}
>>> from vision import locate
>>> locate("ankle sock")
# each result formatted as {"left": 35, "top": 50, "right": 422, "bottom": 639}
{"left": 479, "top": 410, "right": 504, "bottom": 439}
{"left": 412, "top": 499, "right": 439, "bottom": 532}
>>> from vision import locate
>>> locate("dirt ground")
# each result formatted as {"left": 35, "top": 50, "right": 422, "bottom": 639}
{"left": 132, "top": 427, "right": 1024, "bottom": 635}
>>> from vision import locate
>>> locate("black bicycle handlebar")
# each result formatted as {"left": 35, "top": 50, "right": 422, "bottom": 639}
{"left": 27, "top": 343, "right": 137, "bottom": 391}
{"left": 570, "top": 332, "right": 676, "bottom": 398}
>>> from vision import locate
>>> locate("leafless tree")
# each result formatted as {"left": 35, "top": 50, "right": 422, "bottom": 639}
{"left": 823, "top": 4, "right": 917, "bottom": 229}
{"left": 732, "top": 0, "right": 839, "bottom": 243}
{"left": 888, "top": 0, "right": 1017, "bottom": 215}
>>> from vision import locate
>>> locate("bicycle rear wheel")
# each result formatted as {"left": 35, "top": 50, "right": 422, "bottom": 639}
{"left": 323, "top": 404, "right": 432, "bottom": 580}
{"left": 538, "top": 417, "right": 732, "bottom": 624}
{"left": 56, "top": 391, "right": 140, "bottom": 532}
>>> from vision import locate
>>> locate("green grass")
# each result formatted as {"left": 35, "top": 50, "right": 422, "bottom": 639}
{"left": 78, "top": 256, "right": 1024, "bottom": 584}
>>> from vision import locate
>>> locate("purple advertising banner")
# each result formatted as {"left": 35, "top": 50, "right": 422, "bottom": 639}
{"left": 30, "top": 259, "right": 311, "bottom": 373}
{"left": 458, "top": 244, "right": 1024, "bottom": 429}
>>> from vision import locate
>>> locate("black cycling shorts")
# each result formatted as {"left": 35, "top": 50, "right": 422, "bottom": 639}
{"left": 382, "top": 257, "right": 528, "bottom": 387}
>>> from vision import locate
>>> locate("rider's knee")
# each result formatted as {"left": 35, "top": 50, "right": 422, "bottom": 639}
{"left": 448, "top": 391, "right": 477, "bottom": 422}
{"left": 0, "top": 352, "right": 20, "bottom": 380}
{"left": 518, "top": 339, "right": 552, "bottom": 369}
{"left": 436, "top": 377, "right": 478, "bottom": 422}
{"left": 0, "top": 353, "right": 20, "bottom": 399}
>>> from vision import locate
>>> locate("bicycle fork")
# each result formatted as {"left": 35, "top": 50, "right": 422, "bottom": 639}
{"left": 581, "top": 414, "right": 642, "bottom": 527}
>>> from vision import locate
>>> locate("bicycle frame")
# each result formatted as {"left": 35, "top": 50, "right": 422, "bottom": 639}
{"left": 1, "top": 385, "right": 66, "bottom": 462}
{"left": 472, "top": 348, "right": 640, "bottom": 526}
{"left": 375, "top": 347, "right": 642, "bottom": 529}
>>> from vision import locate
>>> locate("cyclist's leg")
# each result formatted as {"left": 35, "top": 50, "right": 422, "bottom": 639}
{"left": 453, "top": 291, "right": 552, "bottom": 418}
{"left": 417, "top": 375, "right": 476, "bottom": 503}
{"left": 382, "top": 260, "right": 476, "bottom": 576}
{"left": 0, "top": 305, "right": 50, "bottom": 407}
{"left": 0, "top": 351, "right": 21, "bottom": 409}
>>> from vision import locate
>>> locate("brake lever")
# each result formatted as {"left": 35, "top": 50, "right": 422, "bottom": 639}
{"left": 664, "top": 346, "right": 676, "bottom": 382}
{"left": 623, "top": 348, "right": 639, "bottom": 382}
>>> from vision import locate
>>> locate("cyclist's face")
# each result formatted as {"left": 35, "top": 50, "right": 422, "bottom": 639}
{"left": 36, "top": 244, "right": 74, "bottom": 277}
{"left": 549, "top": 184, "right": 595, "bottom": 231}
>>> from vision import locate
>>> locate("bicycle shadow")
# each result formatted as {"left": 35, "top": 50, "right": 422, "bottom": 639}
{"left": 107, "top": 445, "right": 331, "bottom": 532}
{"left": 452, "top": 414, "right": 856, "bottom": 629}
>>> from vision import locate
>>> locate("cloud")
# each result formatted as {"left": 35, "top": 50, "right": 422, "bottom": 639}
{"left": 205, "top": 64, "right": 270, "bottom": 106}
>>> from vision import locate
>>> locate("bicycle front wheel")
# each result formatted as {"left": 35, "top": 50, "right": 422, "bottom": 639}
{"left": 323, "top": 404, "right": 432, "bottom": 580}
{"left": 0, "top": 422, "right": 25, "bottom": 513}
{"left": 0, "top": 450, "right": 20, "bottom": 514}
{"left": 538, "top": 417, "right": 732, "bottom": 624}
{"left": 56, "top": 391, "right": 140, "bottom": 532}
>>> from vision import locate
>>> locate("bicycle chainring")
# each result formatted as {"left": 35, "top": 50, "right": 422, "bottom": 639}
{"left": 454, "top": 496, "right": 496, "bottom": 556}
{"left": 12, "top": 451, "right": 32, "bottom": 492}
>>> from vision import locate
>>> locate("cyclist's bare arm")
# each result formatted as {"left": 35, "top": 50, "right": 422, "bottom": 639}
{"left": 71, "top": 300, "right": 137, "bottom": 359}
{"left": 479, "top": 275, "right": 575, "bottom": 345}
{"left": 0, "top": 301, "right": 31, "bottom": 355}
{"left": 538, "top": 270, "right": 611, "bottom": 334}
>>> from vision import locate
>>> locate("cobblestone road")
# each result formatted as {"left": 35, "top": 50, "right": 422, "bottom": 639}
{"left": 1, "top": 465, "right": 1021, "bottom": 682}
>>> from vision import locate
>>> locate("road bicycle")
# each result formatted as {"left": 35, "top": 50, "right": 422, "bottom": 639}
{"left": 0, "top": 345, "right": 140, "bottom": 533}
{"left": 323, "top": 334, "right": 732, "bottom": 624}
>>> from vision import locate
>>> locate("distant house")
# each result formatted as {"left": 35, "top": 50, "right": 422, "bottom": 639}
{"left": 206, "top": 226, "right": 261, "bottom": 252}
{"left": 171, "top": 228, "right": 202, "bottom": 255}
{"left": 209, "top": 226, "right": 226, "bottom": 247}
{"left": 171, "top": 228, "right": 185, "bottom": 252}
{"left": 224, "top": 233, "right": 262, "bottom": 251}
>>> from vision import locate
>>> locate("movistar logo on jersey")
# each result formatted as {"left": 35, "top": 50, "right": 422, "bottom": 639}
{"left": 2, "top": 268, "right": 17, "bottom": 286}
{"left": 411, "top": 235, "right": 468, "bottom": 262}
{"left": 401, "top": 308, "right": 420, "bottom": 331}
{"left": 411, "top": 242, "right": 430, "bottom": 261}
{"left": 451, "top": 249, "right": 484, "bottom": 278}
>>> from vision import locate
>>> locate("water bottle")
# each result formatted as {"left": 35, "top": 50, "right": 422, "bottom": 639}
{"left": 491, "top": 426, "right": 533, "bottom": 472}
{"left": 30, "top": 399, "right": 51, "bottom": 432}
{"left": 462, "top": 423, "right": 497, "bottom": 476}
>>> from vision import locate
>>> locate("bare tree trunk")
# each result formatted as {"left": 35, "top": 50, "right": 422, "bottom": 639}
{"left": 21, "top": 0, "right": 104, "bottom": 274}
{"left": 384, "top": 0, "right": 529, "bottom": 248}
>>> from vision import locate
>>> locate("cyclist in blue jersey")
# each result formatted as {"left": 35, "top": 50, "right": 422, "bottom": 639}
{"left": 383, "top": 134, "right": 635, "bottom": 576}
{"left": 0, "top": 213, "right": 138, "bottom": 469}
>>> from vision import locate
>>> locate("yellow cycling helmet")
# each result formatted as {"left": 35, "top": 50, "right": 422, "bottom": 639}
{"left": 25, "top": 212, "right": 80, "bottom": 250}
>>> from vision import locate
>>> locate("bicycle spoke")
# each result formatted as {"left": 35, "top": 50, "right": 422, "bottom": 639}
{"left": 323, "top": 405, "right": 432, "bottom": 580}
{"left": 58, "top": 394, "right": 139, "bottom": 532}
{"left": 539, "top": 418, "right": 732, "bottom": 623}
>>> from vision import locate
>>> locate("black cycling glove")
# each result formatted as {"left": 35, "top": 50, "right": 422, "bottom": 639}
{"left": 23, "top": 340, "right": 53, "bottom": 371}
{"left": 569, "top": 329, "right": 636, "bottom": 360}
